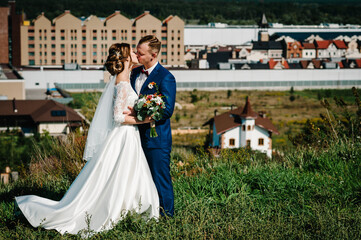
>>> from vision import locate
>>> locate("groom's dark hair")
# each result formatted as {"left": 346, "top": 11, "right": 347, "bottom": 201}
{"left": 138, "top": 35, "right": 161, "bottom": 56}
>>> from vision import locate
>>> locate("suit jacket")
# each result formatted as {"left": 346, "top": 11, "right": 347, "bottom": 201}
{"left": 130, "top": 63, "right": 176, "bottom": 149}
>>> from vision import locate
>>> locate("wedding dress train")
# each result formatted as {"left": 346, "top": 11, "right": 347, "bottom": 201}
{"left": 15, "top": 81, "right": 159, "bottom": 235}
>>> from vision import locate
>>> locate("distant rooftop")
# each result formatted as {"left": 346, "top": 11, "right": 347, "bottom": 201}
{"left": 0, "top": 64, "right": 23, "bottom": 80}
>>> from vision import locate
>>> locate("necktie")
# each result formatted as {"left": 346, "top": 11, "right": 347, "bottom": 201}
{"left": 141, "top": 68, "right": 149, "bottom": 77}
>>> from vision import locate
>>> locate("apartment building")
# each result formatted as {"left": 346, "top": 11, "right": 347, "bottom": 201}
{"left": 20, "top": 11, "right": 185, "bottom": 67}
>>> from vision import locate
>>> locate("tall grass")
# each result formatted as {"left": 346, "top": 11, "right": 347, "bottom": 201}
{"left": 0, "top": 88, "right": 360, "bottom": 239}
{"left": 1, "top": 135, "right": 361, "bottom": 239}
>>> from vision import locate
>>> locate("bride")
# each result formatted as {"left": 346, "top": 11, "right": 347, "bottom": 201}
{"left": 15, "top": 43, "right": 159, "bottom": 235}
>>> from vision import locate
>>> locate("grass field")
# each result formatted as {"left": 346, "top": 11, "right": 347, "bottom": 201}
{"left": 1, "top": 138, "right": 361, "bottom": 239}
{"left": 0, "top": 88, "right": 360, "bottom": 239}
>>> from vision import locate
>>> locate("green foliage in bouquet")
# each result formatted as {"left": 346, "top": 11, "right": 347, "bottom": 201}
{"left": 134, "top": 82, "right": 166, "bottom": 137}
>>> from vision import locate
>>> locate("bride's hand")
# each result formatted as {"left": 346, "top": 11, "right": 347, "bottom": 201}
{"left": 123, "top": 106, "right": 135, "bottom": 116}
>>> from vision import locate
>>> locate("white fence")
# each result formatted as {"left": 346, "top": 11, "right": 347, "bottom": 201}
{"left": 20, "top": 69, "right": 361, "bottom": 91}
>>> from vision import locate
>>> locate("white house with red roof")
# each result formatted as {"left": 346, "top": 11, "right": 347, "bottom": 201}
{"left": 302, "top": 42, "right": 316, "bottom": 59}
{"left": 204, "top": 97, "right": 279, "bottom": 158}
{"left": 316, "top": 40, "right": 347, "bottom": 59}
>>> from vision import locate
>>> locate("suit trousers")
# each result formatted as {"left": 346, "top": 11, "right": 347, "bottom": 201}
{"left": 143, "top": 147, "right": 174, "bottom": 217}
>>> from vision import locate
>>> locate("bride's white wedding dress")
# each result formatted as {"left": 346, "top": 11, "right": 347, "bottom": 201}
{"left": 15, "top": 81, "right": 159, "bottom": 235}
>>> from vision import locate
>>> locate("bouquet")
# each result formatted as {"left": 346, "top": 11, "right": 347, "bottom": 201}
{"left": 134, "top": 82, "right": 166, "bottom": 137}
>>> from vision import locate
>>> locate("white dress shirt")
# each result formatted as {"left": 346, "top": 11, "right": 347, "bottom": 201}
{"left": 135, "top": 62, "right": 158, "bottom": 94}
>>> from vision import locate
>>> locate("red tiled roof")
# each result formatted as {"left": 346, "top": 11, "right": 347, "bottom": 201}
{"left": 312, "top": 59, "right": 322, "bottom": 69}
{"left": 134, "top": 11, "right": 149, "bottom": 21}
{"left": 163, "top": 15, "right": 173, "bottom": 25}
{"left": 316, "top": 40, "right": 332, "bottom": 49}
{"left": 356, "top": 59, "right": 361, "bottom": 68}
{"left": 53, "top": 10, "right": 70, "bottom": 24}
{"left": 302, "top": 42, "right": 315, "bottom": 49}
{"left": 268, "top": 59, "right": 277, "bottom": 69}
{"left": 300, "top": 60, "right": 309, "bottom": 69}
{"left": 283, "top": 61, "right": 290, "bottom": 69}
{"left": 333, "top": 40, "right": 347, "bottom": 49}
{"left": 105, "top": 11, "right": 120, "bottom": 22}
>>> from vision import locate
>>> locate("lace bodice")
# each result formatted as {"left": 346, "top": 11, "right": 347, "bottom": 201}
{"left": 113, "top": 81, "right": 138, "bottom": 125}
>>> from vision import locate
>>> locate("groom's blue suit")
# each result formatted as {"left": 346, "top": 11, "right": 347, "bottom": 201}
{"left": 130, "top": 63, "right": 176, "bottom": 216}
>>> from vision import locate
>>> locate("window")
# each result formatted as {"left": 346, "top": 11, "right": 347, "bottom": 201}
{"left": 52, "top": 60, "right": 56, "bottom": 63}
{"left": 93, "top": 37, "right": 97, "bottom": 40}
{"left": 61, "top": 36, "right": 65, "bottom": 40}
{"left": 242, "top": 125, "right": 246, "bottom": 131}
{"left": 61, "top": 52, "right": 65, "bottom": 56}
{"left": 61, "top": 44, "right": 65, "bottom": 48}
{"left": 61, "top": 29, "right": 65, "bottom": 33}
{"left": 258, "top": 138, "right": 264, "bottom": 146}
{"left": 82, "top": 52, "right": 86, "bottom": 56}
{"left": 29, "top": 52, "right": 35, "bottom": 56}
{"left": 82, "top": 59, "right": 86, "bottom": 63}
{"left": 229, "top": 138, "right": 235, "bottom": 146}
{"left": 93, "top": 52, "right": 97, "bottom": 56}
{"left": 93, "top": 44, "right": 97, "bottom": 48}
{"left": 51, "top": 110, "right": 66, "bottom": 116}
{"left": 246, "top": 140, "right": 251, "bottom": 147}
{"left": 51, "top": 44, "right": 55, "bottom": 48}
{"left": 82, "top": 37, "right": 86, "bottom": 40}
{"left": 247, "top": 125, "right": 252, "bottom": 131}
{"left": 161, "top": 52, "right": 167, "bottom": 55}
{"left": 51, "top": 37, "right": 55, "bottom": 40}
{"left": 82, "top": 44, "right": 86, "bottom": 48}
{"left": 28, "top": 44, "right": 34, "bottom": 48}
{"left": 29, "top": 60, "right": 35, "bottom": 65}
{"left": 52, "top": 52, "right": 55, "bottom": 56}
{"left": 28, "top": 36, "right": 34, "bottom": 40}
{"left": 112, "top": 37, "right": 116, "bottom": 40}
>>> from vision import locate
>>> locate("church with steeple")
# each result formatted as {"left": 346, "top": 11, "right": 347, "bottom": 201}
{"left": 204, "top": 97, "right": 279, "bottom": 158}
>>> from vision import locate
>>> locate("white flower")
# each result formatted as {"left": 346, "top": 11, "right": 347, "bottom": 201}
{"left": 148, "top": 83, "right": 154, "bottom": 89}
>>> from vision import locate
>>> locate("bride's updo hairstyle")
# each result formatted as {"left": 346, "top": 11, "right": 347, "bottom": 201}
{"left": 105, "top": 43, "right": 131, "bottom": 75}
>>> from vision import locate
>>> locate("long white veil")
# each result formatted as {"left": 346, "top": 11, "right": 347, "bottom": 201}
{"left": 83, "top": 75, "right": 115, "bottom": 162}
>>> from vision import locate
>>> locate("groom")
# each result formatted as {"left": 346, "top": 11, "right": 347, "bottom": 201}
{"left": 125, "top": 35, "right": 176, "bottom": 217}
